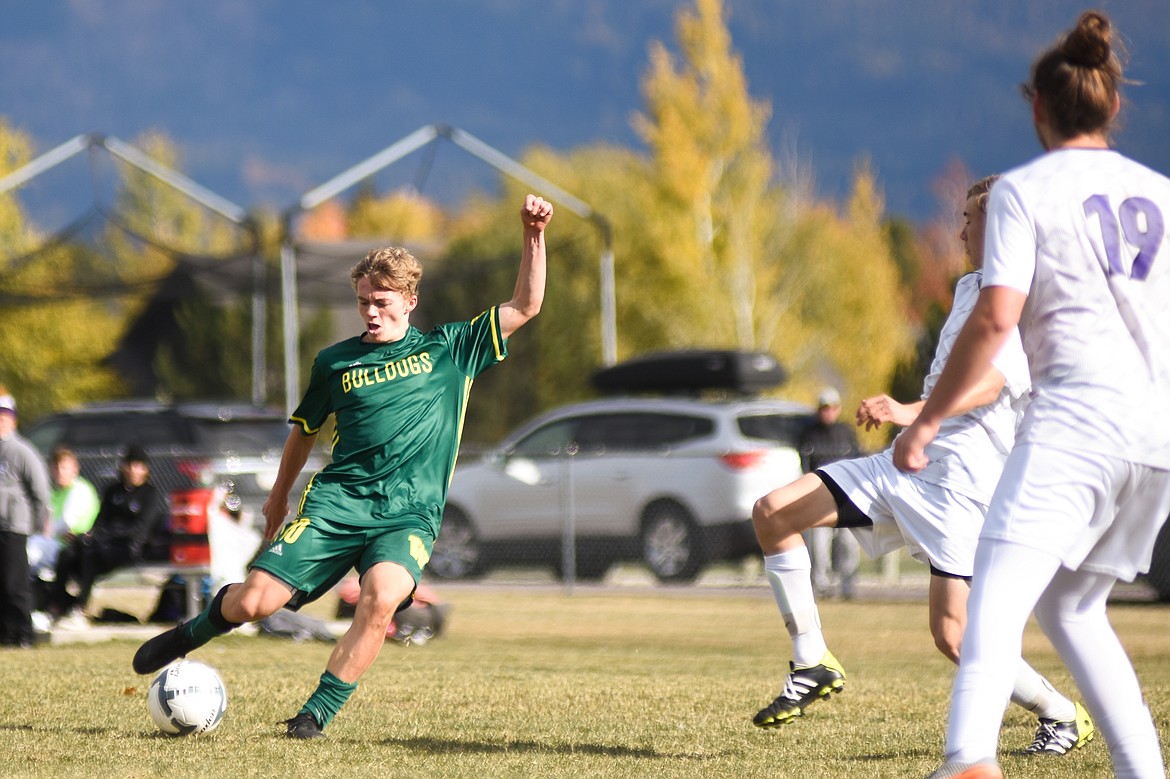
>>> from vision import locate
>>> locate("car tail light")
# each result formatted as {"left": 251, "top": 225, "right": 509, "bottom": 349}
{"left": 169, "top": 488, "right": 215, "bottom": 566}
{"left": 720, "top": 450, "right": 768, "bottom": 470}
{"left": 170, "top": 488, "right": 215, "bottom": 533}
{"left": 177, "top": 458, "right": 213, "bottom": 486}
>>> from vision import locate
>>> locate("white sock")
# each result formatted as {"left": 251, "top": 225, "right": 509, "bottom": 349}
{"left": 1035, "top": 566, "right": 1167, "bottom": 777}
{"left": 763, "top": 547, "right": 827, "bottom": 666}
{"left": 946, "top": 540, "right": 1062, "bottom": 762}
{"left": 1010, "top": 663, "right": 1076, "bottom": 722}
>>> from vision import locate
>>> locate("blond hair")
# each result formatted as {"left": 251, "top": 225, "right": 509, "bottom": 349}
{"left": 350, "top": 247, "right": 422, "bottom": 297}
{"left": 966, "top": 175, "right": 1001, "bottom": 214}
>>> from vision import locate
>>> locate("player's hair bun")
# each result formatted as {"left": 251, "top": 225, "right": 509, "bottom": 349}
{"left": 1062, "top": 11, "right": 1112, "bottom": 69}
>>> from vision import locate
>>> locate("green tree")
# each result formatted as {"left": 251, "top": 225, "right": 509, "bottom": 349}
{"left": 392, "top": 143, "right": 652, "bottom": 444}
{"left": 153, "top": 292, "right": 255, "bottom": 399}
{"left": 109, "top": 130, "right": 240, "bottom": 261}
{"left": 884, "top": 216, "right": 922, "bottom": 292}
{"left": 104, "top": 131, "right": 262, "bottom": 401}
{"left": 0, "top": 120, "right": 124, "bottom": 420}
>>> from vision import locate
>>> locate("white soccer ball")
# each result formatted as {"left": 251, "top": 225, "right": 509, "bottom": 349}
{"left": 147, "top": 659, "right": 228, "bottom": 736}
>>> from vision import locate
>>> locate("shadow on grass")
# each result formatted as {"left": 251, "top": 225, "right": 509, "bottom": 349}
{"left": 0, "top": 722, "right": 200, "bottom": 741}
{"left": 0, "top": 723, "right": 121, "bottom": 737}
{"left": 843, "top": 749, "right": 937, "bottom": 762}
{"left": 378, "top": 734, "right": 727, "bottom": 761}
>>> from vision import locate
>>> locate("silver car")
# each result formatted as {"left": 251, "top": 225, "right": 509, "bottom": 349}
{"left": 430, "top": 396, "right": 813, "bottom": 582}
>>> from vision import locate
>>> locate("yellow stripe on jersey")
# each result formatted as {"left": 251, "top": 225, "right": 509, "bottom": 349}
{"left": 297, "top": 472, "right": 316, "bottom": 516}
{"left": 290, "top": 414, "right": 321, "bottom": 435}
{"left": 470, "top": 307, "right": 505, "bottom": 363}
{"left": 489, "top": 306, "right": 503, "bottom": 360}
{"left": 448, "top": 375, "right": 474, "bottom": 489}
{"left": 489, "top": 306, "right": 503, "bottom": 361}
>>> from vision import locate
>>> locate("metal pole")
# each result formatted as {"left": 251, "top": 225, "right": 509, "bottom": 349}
{"left": 443, "top": 126, "right": 596, "bottom": 217}
{"left": 299, "top": 125, "right": 441, "bottom": 211}
{"left": 286, "top": 124, "right": 621, "bottom": 370}
{"left": 442, "top": 126, "right": 618, "bottom": 365}
{"left": 599, "top": 246, "right": 616, "bottom": 367}
{"left": 560, "top": 445, "right": 578, "bottom": 594}
{"left": 251, "top": 249, "right": 267, "bottom": 405}
{"left": 103, "top": 136, "right": 249, "bottom": 223}
{"left": 0, "top": 134, "right": 90, "bottom": 196}
{"left": 280, "top": 239, "right": 300, "bottom": 415}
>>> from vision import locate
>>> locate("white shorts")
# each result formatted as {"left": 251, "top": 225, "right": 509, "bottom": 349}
{"left": 819, "top": 450, "right": 987, "bottom": 577}
{"left": 983, "top": 443, "right": 1170, "bottom": 581}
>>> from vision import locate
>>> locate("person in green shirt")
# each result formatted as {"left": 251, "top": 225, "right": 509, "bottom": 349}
{"left": 28, "top": 445, "right": 101, "bottom": 615}
{"left": 48, "top": 445, "right": 100, "bottom": 543}
{"left": 134, "top": 194, "right": 553, "bottom": 738}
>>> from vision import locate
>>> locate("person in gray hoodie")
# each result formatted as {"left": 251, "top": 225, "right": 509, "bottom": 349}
{"left": 0, "top": 389, "right": 51, "bottom": 647}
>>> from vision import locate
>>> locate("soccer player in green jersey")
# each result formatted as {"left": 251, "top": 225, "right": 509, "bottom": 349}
{"left": 134, "top": 194, "right": 554, "bottom": 738}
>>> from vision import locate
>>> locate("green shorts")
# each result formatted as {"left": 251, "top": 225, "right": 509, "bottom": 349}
{"left": 250, "top": 514, "right": 435, "bottom": 610}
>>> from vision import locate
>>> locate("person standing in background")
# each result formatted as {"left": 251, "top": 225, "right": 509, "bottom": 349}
{"left": 798, "top": 387, "right": 862, "bottom": 599}
{"left": 0, "top": 389, "right": 52, "bottom": 648}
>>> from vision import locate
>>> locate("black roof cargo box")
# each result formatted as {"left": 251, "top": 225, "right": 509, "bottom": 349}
{"left": 591, "top": 350, "right": 787, "bottom": 395}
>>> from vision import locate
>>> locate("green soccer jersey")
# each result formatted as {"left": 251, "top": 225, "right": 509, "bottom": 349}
{"left": 290, "top": 307, "right": 507, "bottom": 535}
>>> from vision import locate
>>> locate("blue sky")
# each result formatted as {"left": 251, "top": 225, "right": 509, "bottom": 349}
{"left": 1, "top": 0, "right": 1167, "bottom": 223}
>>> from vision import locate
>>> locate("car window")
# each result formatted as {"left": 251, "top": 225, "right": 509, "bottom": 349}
{"left": 24, "top": 418, "right": 66, "bottom": 454}
{"left": 511, "top": 419, "right": 579, "bottom": 457}
{"left": 636, "top": 414, "right": 714, "bottom": 446}
{"left": 192, "top": 418, "right": 291, "bottom": 451}
{"left": 737, "top": 413, "right": 814, "bottom": 447}
{"left": 576, "top": 413, "right": 714, "bottom": 453}
{"left": 69, "top": 414, "right": 191, "bottom": 447}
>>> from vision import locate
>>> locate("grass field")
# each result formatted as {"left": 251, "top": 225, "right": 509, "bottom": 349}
{"left": 1, "top": 583, "right": 1168, "bottom": 778}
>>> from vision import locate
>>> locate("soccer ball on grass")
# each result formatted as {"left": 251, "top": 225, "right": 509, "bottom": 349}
{"left": 147, "top": 659, "right": 228, "bottom": 736}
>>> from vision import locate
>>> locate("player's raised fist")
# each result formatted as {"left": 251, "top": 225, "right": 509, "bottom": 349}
{"left": 522, "top": 194, "right": 553, "bottom": 232}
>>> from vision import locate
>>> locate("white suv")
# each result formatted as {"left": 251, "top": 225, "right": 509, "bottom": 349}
{"left": 430, "top": 396, "right": 812, "bottom": 582}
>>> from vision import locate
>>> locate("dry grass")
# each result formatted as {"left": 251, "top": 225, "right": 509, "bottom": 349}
{"left": 1, "top": 584, "right": 1167, "bottom": 778}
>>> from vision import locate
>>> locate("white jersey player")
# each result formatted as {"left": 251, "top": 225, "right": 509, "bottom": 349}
{"left": 749, "top": 177, "right": 1093, "bottom": 756}
{"left": 897, "top": 12, "right": 1170, "bottom": 779}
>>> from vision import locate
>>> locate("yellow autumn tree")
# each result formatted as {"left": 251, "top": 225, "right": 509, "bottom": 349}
{"left": 0, "top": 120, "right": 124, "bottom": 419}
{"left": 109, "top": 132, "right": 266, "bottom": 401}
{"left": 633, "top": 0, "right": 774, "bottom": 349}
{"left": 764, "top": 164, "right": 912, "bottom": 448}
{"left": 631, "top": 0, "right": 910, "bottom": 448}
{"left": 106, "top": 130, "right": 241, "bottom": 285}
{"left": 347, "top": 185, "right": 444, "bottom": 244}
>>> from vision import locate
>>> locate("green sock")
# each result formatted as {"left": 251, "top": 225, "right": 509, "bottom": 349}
{"left": 300, "top": 671, "right": 358, "bottom": 730}
{"left": 181, "top": 585, "right": 242, "bottom": 647}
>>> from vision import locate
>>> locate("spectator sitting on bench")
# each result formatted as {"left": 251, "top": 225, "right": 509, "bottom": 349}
{"left": 29, "top": 446, "right": 101, "bottom": 583}
{"left": 49, "top": 444, "right": 168, "bottom": 630}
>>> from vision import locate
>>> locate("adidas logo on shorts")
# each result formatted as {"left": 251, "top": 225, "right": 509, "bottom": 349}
{"left": 270, "top": 543, "right": 283, "bottom": 556}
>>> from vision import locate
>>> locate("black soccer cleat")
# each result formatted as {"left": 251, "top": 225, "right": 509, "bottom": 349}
{"left": 1024, "top": 701, "right": 1095, "bottom": 755}
{"left": 132, "top": 621, "right": 196, "bottom": 675}
{"left": 753, "top": 650, "right": 846, "bottom": 727}
{"left": 284, "top": 711, "right": 325, "bottom": 739}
